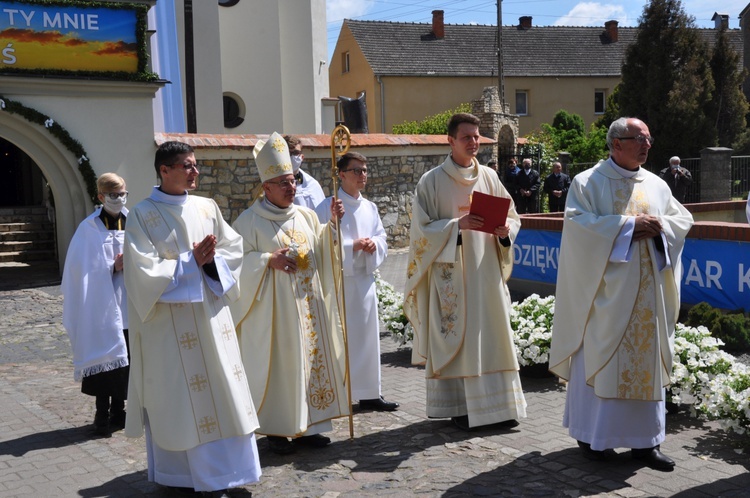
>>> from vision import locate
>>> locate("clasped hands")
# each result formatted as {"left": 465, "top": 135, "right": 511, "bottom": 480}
{"left": 633, "top": 214, "right": 662, "bottom": 241}
{"left": 458, "top": 213, "right": 510, "bottom": 238}
{"left": 192, "top": 234, "right": 216, "bottom": 266}
{"left": 354, "top": 237, "right": 377, "bottom": 254}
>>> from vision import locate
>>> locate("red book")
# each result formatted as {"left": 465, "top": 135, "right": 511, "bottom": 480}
{"left": 469, "top": 191, "right": 511, "bottom": 234}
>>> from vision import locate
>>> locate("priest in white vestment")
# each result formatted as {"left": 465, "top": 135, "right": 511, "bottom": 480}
{"left": 124, "top": 141, "right": 261, "bottom": 495}
{"left": 285, "top": 134, "right": 326, "bottom": 210}
{"left": 549, "top": 117, "right": 693, "bottom": 471}
{"left": 316, "top": 151, "right": 399, "bottom": 412}
{"left": 231, "top": 132, "right": 350, "bottom": 455}
{"left": 62, "top": 173, "right": 130, "bottom": 437}
{"left": 404, "top": 113, "right": 527, "bottom": 431}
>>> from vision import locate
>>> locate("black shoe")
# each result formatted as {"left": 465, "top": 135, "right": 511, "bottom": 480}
{"left": 294, "top": 434, "right": 331, "bottom": 447}
{"left": 358, "top": 396, "right": 400, "bottom": 412}
{"left": 93, "top": 410, "right": 111, "bottom": 437}
{"left": 631, "top": 446, "right": 675, "bottom": 471}
{"left": 577, "top": 441, "right": 617, "bottom": 461}
{"left": 201, "top": 490, "right": 232, "bottom": 498}
{"left": 267, "top": 436, "right": 295, "bottom": 455}
{"left": 110, "top": 410, "right": 126, "bottom": 431}
{"left": 167, "top": 486, "right": 200, "bottom": 496}
{"left": 496, "top": 419, "right": 519, "bottom": 429}
{"left": 451, "top": 415, "right": 473, "bottom": 431}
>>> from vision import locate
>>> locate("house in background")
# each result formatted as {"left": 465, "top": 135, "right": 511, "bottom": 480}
{"left": 329, "top": 10, "right": 742, "bottom": 137}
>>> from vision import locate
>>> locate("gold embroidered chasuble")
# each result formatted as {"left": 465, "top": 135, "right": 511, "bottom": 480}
{"left": 230, "top": 199, "right": 350, "bottom": 437}
{"left": 404, "top": 155, "right": 521, "bottom": 378}
{"left": 123, "top": 191, "right": 258, "bottom": 452}
{"left": 549, "top": 159, "right": 694, "bottom": 400}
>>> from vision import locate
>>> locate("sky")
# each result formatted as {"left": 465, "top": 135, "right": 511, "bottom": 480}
{"left": 326, "top": 0, "right": 749, "bottom": 59}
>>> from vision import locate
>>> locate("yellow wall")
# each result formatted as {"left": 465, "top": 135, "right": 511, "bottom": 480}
{"left": 329, "top": 29, "right": 621, "bottom": 137}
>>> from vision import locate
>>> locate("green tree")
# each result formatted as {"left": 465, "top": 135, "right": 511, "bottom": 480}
{"left": 618, "top": 0, "right": 715, "bottom": 169}
{"left": 534, "top": 110, "right": 608, "bottom": 164}
{"left": 392, "top": 103, "right": 472, "bottom": 134}
{"left": 708, "top": 27, "right": 750, "bottom": 150}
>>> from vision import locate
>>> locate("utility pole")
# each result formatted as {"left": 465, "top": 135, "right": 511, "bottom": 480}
{"left": 497, "top": 0, "right": 505, "bottom": 109}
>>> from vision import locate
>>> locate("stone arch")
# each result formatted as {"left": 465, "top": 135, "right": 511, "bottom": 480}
{"left": 497, "top": 124, "right": 516, "bottom": 150}
{"left": 0, "top": 111, "right": 92, "bottom": 271}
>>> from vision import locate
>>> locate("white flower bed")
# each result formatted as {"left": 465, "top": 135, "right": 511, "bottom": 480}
{"left": 375, "top": 282, "right": 750, "bottom": 435}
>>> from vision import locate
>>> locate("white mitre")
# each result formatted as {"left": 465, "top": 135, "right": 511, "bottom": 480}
{"left": 253, "top": 131, "right": 293, "bottom": 182}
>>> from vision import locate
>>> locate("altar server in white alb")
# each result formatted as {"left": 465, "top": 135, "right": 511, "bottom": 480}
{"left": 549, "top": 117, "right": 693, "bottom": 472}
{"left": 316, "top": 151, "right": 399, "bottom": 412}
{"left": 124, "top": 141, "right": 260, "bottom": 496}
{"left": 285, "top": 134, "right": 326, "bottom": 210}
{"left": 231, "top": 132, "right": 350, "bottom": 455}
{"left": 62, "top": 172, "right": 130, "bottom": 438}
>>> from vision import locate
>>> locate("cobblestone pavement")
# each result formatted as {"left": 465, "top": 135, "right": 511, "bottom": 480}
{"left": 1, "top": 256, "right": 749, "bottom": 497}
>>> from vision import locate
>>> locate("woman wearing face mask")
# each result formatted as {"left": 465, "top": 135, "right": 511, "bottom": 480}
{"left": 62, "top": 172, "right": 130, "bottom": 437}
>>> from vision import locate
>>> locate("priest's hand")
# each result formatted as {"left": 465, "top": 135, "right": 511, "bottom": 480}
{"left": 354, "top": 237, "right": 376, "bottom": 254}
{"left": 633, "top": 214, "right": 662, "bottom": 241}
{"left": 270, "top": 247, "right": 296, "bottom": 274}
{"left": 458, "top": 213, "right": 484, "bottom": 230}
{"left": 493, "top": 223, "right": 510, "bottom": 239}
{"left": 113, "top": 253, "right": 124, "bottom": 272}
{"left": 193, "top": 235, "right": 216, "bottom": 266}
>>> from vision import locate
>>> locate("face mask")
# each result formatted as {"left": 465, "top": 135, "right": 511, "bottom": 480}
{"left": 103, "top": 195, "right": 126, "bottom": 215}
{"left": 291, "top": 155, "right": 303, "bottom": 172}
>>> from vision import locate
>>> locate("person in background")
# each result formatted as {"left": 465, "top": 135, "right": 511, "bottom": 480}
{"left": 543, "top": 162, "right": 571, "bottom": 213}
{"left": 516, "top": 158, "right": 541, "bottom": 214}
{"left": 487, "top": 159, "right": 500, "bottom": 180}
{"left": 124, "top": 142, "right": 261, "bottom": 497}
{"left": 503, "top": 158, "right": 521, "bottom": 206}
{"left": 658, "top": 156, "right": 692, "bottom": 203}
{"left": 285, "top": 134, "right": 326, "bottom": 210}
{"left": 316, "top": 151, "right": 399, "bottom": 413}
{"left": 550, "top": 117, "right": 693, "bottom": 472}
{"left": 404, "top": 112, "right": 527, "bottom": 431}
{"left": 231, "top": 132, "right": 350, "bottom": 455}
{"left": 62, "top": 173, "right": 130, "bottom": 438}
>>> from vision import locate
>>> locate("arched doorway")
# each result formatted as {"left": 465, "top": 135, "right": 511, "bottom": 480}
{"left": 0, "top": 112, "right": 92, "bottom": 279}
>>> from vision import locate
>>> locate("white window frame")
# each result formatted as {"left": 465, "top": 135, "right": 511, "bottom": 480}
{"left": 515, "top": 90, "right": 528, "bottom": 116}
{"left": 594, "top": 89, "right": 606, "bottom": 115}
{"left": 342, "top": 52, "right": 350, "bottom": 74}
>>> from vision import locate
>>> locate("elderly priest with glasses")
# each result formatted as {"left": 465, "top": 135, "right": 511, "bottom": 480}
{"left": 550, "top": 117, "right": 693, "bottom": 472}
{"left": 230, "top": 132, "right": 351, "bottom": 455}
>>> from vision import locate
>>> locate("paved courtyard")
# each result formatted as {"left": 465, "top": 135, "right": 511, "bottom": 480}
{"left": 0, "top": 253, "right": 748, "bottom": 497}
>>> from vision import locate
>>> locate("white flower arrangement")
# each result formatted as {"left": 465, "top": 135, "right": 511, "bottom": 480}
{"left": 374, "top": 271, "right": 413, "bottom": 346}
{"left": 510, "top": 294, "right": 554, "bottom": 367}
{"left": 373, "top": 280, "right": 750, "bottom": 435}
{"left": 671, "top": 323, "right": 750, "bottom": 435}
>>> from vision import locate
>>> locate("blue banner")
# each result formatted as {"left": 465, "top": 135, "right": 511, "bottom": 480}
{"left": 513, "top": 230, "right": 749, "bottom": 310}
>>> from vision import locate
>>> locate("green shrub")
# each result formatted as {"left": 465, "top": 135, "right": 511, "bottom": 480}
{"left": 685, "top": 302, "right": 750, "bottom": 352}
{"left": 392, "top": 103, "right": 472, "bottom": 135}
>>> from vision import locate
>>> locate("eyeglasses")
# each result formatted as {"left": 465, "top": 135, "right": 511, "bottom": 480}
{"left": 266, "top": 179, "right": 297, "bottom": 188}
{"left": 617, "top": 135, "right": 654, "bottom": 145}
{"left": 342, "top": 168, "right": 368, "bottom": 176}
{"left": 101, "top": 191, "right": 128, "bottom": 200}
{"left": 168, "top": 161, "right": 199, "bottom": 172}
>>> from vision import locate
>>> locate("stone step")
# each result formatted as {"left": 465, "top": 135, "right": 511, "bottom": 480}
{"left": 0, "top": 230, "right": 55, "bottom": 242}
{"left": 0, "top": 239, "right": 55, "bottom": 253}
{"left": 0, "top": 206, "right": 47, "bottom": 216}
{"left": 0, "top": 249, "right": 56, "bottom": 263}
{"left": 0, "top": 213, "right": 50, "bottom": 224}
{"left": 0, "top": 222, "right": 52, "bottom": 233}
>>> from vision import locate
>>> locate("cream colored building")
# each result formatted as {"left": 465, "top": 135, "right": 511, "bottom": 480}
{"left": 329, "top": 11, "right": 741, "bottom": 137}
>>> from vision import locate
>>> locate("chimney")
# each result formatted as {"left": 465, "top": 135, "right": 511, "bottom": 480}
{"left": 604, "top": 20, "right": 619, "bottom": 42}
{"left": 432, "top": 10, "right": 444, "bottom": 39}
{"left": 712, "top": 12, "right": 729, "bottom": 30}
{"left": 519, "top": 16, "right": 532, "bottom": 30}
